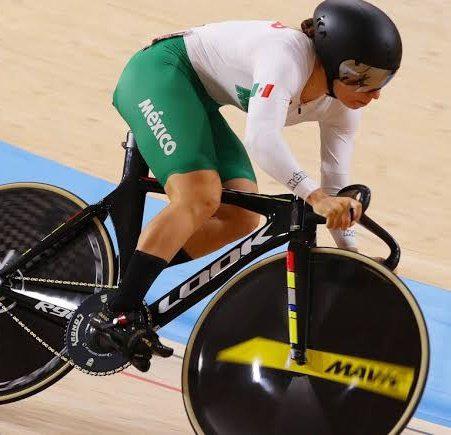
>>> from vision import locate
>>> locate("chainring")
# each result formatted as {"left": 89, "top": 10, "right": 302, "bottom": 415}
{"left": 65, "top": 290, "right": 130, "bottom": 375}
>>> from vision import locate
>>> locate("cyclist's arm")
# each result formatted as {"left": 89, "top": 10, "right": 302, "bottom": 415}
{"left": 244, "top": 45, "right": 319, "bottom": 200}
{"left": 319, "top": 105, "right": 362, "bottom": 248}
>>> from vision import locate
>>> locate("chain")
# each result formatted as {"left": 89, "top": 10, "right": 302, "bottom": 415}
{"left": 0, "top": 280, "right": 127, "bottom": 377}
{"left": 17, "top": 276, "right": 118, "bottom": 290}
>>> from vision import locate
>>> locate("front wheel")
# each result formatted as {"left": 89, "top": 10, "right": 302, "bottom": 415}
{"left": 182, "top": 249, "right": 429, "bottom": 435}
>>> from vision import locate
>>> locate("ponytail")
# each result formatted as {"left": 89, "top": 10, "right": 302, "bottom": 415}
{"left": 301, "top": 18, "right": 315, "bottom": 39}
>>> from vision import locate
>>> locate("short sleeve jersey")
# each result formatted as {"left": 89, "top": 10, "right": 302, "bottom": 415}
{"left": 184, "top": 20, "right": 361, "bottom": 200}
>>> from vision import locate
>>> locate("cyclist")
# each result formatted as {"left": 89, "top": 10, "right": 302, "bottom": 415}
{"left": 93, "top": 0, "right": 402, "bottom": 370}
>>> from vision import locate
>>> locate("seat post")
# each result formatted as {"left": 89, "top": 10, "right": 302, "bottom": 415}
{"left": 107, "top": 131, "right": 149, "bottom": 276}
{"left": 121, "top": 131, "right": 149, "bottom": 181}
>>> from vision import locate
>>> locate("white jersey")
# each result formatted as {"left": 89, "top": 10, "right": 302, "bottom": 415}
{"left": 184, "top": 21, "right": 361, "bottom": 248}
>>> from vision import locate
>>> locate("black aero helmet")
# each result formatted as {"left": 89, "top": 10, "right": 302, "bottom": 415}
{"left": 313, "top": 0, "right": 402, "bottom": 97}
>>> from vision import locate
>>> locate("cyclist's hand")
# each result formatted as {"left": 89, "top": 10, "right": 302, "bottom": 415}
{"left": 307, "top": 189, "right": 362, "bottom": 230}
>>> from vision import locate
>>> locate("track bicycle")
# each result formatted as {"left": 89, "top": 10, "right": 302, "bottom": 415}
{"left": 0, "top": 132, "right": 429, "bottom": 434}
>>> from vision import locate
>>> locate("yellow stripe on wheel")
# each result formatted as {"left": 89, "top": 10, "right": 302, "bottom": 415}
{"left": 217, "top": 337, "right": 415, "bottom": 401}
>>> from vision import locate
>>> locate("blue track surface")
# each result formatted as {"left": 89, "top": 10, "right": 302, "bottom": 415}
{"left": 1, "top": 140, "right": 450, "bottom": 427}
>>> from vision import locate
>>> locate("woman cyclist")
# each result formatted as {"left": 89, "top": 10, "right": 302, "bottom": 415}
{"left": 94, "top": 0, "right": 403, "bottom": 370}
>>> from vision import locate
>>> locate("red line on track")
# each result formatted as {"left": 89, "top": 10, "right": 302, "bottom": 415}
{"left": 121, "top": 371, "right": 182, "bottom": 393}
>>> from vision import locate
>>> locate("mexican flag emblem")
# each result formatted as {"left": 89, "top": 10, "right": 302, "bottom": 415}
{"left": 235, "top": 83, "right": 275, "bottom": 111}
{"left": 251, "top": 83, "right": 275, "bottom": 98}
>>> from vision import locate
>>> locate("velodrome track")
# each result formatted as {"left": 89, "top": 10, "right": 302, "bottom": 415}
{"left": 1, "top": 0, "right": 450, "bottom": 433}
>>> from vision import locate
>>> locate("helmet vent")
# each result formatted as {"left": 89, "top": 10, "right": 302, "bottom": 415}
{"left": 317, "top": 16, "right": 327, "bottom": 38}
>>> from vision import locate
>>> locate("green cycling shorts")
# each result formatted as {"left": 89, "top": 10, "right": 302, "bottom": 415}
{"left": 113, "top": 36, "right": 256, "bottom": 187}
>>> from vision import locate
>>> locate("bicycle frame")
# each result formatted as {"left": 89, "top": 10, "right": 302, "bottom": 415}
{"left": 0, "top": 132, "right": 401, "bottom": 364}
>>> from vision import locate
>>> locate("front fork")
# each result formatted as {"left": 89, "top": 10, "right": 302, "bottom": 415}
{"left": 287, "top": 198, "right": 316, "bottom": 365}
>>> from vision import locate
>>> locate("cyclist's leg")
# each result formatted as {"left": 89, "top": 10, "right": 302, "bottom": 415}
{"left": 179, "top": 110, "right": 260, "bottom": 258}
{"left": 111, "top": 38, "right": 224, "bottom": 313}
{"left": 92, "top": 38, "right": 226, "bottom": 367}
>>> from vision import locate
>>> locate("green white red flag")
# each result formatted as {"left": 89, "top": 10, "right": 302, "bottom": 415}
{"left": 251, "top": 83, "right": 275, "bottom": 98}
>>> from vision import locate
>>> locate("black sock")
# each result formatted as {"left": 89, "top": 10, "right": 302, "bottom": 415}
{"left": 167, "top": 248, "right": 193, "bottom": 267}
{"left": 109, "top": 250, "right": 168, "bottom": 312}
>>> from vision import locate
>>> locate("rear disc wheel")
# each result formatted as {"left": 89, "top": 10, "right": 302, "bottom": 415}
{"left": 0, "top": 183, "right": 115, "bottom": 404}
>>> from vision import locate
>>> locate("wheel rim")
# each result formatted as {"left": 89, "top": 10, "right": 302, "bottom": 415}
{"left": 183, "top": 250, "right": 429, "bottom": 435}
